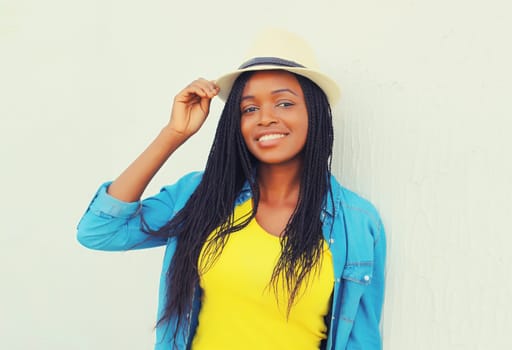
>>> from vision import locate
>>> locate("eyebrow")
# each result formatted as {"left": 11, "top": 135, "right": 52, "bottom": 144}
{"left": 271, "top": 88, "right": 298, "bottom": 96}
{"left": 240, "top": 88, "right": 298, "bottom": 101}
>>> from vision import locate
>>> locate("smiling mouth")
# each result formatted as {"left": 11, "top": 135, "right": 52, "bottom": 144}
{"left": 257, "top": 134, "right": 286, "bottom": 142}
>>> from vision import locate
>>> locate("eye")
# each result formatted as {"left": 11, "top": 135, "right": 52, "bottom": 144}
{"left": 276, "top": 101, "right": 294, "bottom": 108}
{"left": 241, "top": 106, "right": 258, "bottom": 114}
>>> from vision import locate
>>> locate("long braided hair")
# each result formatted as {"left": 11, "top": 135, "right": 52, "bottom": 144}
{"left": 145, "top": 70, "right": 334, "bottom": 343}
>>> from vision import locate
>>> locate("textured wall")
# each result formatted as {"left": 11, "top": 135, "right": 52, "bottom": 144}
{"left": 1, "top": 0, "right": 511, "bottom": 349}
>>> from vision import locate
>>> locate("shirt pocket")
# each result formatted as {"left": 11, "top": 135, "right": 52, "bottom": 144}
{"left": 339, "top": 262, "right": 374, "bottom": 323}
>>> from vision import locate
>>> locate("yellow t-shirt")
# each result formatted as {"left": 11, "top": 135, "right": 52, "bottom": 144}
{"left": 192, "top": 199, "right": 334, "bottom": 350}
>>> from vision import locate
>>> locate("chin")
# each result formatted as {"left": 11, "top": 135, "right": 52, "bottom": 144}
{"left": 254, "top": 155, "right": 303, "bottom": 167}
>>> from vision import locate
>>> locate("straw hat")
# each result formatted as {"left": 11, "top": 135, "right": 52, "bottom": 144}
{"left": 215, "top": 28, "right": 341, "bottom": 106}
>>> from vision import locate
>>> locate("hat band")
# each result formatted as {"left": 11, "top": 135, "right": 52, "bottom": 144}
{"left": 238, "top": 57, "right": 306, "bottom": 69}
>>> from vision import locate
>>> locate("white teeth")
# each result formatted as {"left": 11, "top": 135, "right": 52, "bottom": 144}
{"left": 258, "top": 134, "right": 285, "bottom": 142}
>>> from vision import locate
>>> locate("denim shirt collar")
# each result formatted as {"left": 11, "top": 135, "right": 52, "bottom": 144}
{"left": 234, "top": 180, "right": 253, "bottom": 206}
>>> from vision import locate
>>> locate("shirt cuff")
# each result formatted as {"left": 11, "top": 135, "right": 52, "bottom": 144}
{"left": 87, "top": 181, "right": 142, "bottom": 219}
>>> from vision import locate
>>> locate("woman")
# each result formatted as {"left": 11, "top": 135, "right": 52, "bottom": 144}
{"left": 77, "top": 29, "right": 386, "bottom": 350}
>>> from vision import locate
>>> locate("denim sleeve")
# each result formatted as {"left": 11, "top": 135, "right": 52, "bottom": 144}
{"left": 76, "top": 182, "right": 175, "bottom": 251}
{"left": 347, "top": 218, "right": 387, "bottom": 350}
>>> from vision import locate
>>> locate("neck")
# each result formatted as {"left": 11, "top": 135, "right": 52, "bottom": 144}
{"left": 256, "top": 161, "right": 302, "bottom": 205}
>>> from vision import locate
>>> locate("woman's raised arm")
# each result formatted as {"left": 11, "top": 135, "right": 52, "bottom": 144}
{"left": 107, "top": 78, "right": 219, "bottom": 202}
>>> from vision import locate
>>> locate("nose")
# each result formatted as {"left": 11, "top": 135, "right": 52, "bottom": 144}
{"left": 257, "top": 105, "right": 278, "bottom": 126}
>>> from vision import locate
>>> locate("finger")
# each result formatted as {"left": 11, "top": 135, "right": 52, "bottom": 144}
{"left": 206, "top": 80, "right": 220, "bottom": 96}
{"left": 175, "top": 84, "right": 210, "bottom": 103}
{"left": 192, "top": 78, "right": 219, "bottom": 97}
{"left": 185, "top": 94, "right": 202, "bottom": 107}
{"left": 199, "top": 94, "right": 212, "bottom": 117}
{"left": 185, "top": 83, "right": 213, "bottom": 100}
{"left": 209, "top": 80, "right": 220, "bottom": 92}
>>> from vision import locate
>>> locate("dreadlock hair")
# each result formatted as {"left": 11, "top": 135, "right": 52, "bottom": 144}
{"left": 144, "top": 70, "right": 334, "bottom": 346}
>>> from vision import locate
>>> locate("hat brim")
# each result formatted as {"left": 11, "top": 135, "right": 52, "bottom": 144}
{"left": 215, "top": 65, "right": 341, "bottom": 106}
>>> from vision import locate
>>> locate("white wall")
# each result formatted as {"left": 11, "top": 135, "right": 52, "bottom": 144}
{"left": 1, "top": 1, "right": 511, "bottom": 349}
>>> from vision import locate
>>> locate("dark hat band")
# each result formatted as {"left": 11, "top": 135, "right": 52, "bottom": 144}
{"left": 238, "top": 56, "right": 306, "bottom": 69}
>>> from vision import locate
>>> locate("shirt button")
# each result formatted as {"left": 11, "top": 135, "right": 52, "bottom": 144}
{"left": 363, "top": 275, "right": 370, "bottom": 282}
{"left": 336, "top": 278, "right": 341, "bottom": 283}
{"left": 329, "top": 238, "right": 335, "bottom": 244}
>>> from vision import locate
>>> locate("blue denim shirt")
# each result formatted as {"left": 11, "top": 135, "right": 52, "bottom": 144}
{"left": 77, "top": 171, "right": 386, "bottom": 350}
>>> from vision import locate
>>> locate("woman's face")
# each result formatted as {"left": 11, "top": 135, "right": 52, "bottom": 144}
{"left": 240, "top": 70, "right": 308, "bottom": 167}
